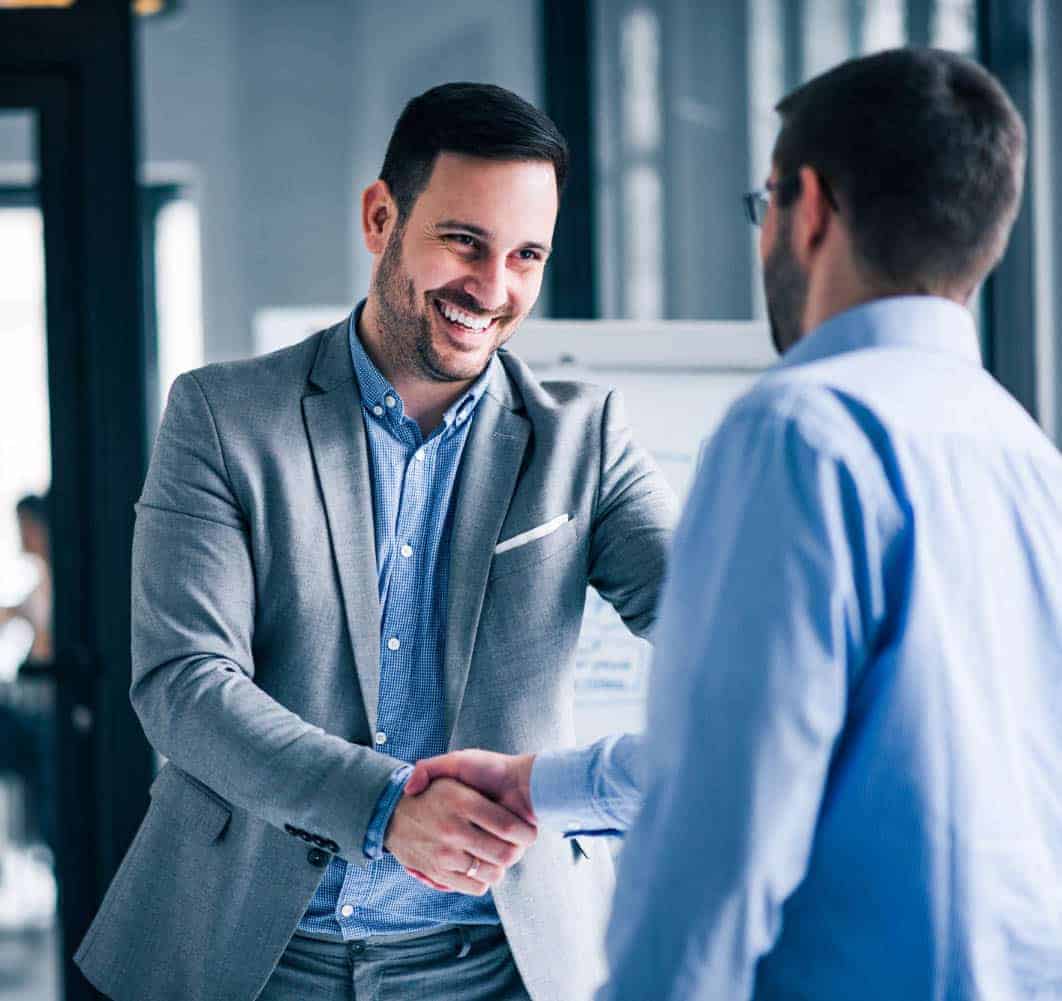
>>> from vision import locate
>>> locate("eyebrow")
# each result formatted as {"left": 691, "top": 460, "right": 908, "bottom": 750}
{"left": 435, "top": 218, "right": 552, "bottom": 256}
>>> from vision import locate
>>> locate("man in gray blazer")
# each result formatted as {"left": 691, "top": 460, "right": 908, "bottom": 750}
{"left": 75, "top": 83, "right": 675, "bottom": 1001}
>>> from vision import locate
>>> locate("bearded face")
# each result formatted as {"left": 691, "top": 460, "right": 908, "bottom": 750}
{"left": 763, "top": 206, "right": 809, "bottom": 355}
{"left": 367, "top": 153, "right": 558, "bottom": 386}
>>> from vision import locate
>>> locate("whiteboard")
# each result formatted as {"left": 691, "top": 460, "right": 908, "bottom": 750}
{"left": 519, "top": 319, "right": 774, "bottom": 741}
{"left": 255, "top": 310, "right": 775, "bottom": 741}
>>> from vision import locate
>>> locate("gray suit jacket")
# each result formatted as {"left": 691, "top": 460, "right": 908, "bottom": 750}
{"left": 75, "top": 316, "right": 676, "bottom": 1001}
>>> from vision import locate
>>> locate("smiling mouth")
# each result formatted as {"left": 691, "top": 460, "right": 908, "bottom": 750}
{"left": 433, "top": 297, "right": 497, "bottom": 337}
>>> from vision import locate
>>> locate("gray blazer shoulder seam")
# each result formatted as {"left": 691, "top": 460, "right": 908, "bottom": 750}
{"left": 184, "top": 369, "right": 246, "bottom": 522}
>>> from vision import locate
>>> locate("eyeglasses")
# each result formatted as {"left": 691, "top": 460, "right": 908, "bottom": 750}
{"left": 742, "top": 172, "right": 837, "bottom": 227}
{"left": 743, "top": 178, "right": 786, "bottom": 227}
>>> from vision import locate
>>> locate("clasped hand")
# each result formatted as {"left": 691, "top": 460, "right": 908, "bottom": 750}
{"left": 384, "top": 750, "right": 536, "bottom": 896}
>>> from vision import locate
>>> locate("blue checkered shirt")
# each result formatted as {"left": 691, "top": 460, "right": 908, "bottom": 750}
{"left": 298, "top": 306, "right": 500, "bottom": 937}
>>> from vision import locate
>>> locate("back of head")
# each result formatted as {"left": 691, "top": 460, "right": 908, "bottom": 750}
{"left": 15, "top": 493, "right": 48, "bottom": 529}
{"left": 15, "top": 492, "right": 49, "bottom": 559}
{"left": 380, "top": 82, "right": 569, "bottom": 221}
{"left": 773, "top": 48, "right": 1026, "bottom": 299}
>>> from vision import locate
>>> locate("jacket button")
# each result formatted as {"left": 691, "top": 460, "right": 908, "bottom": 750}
{"left": 307, "top": 847, "right": 328, "bottom": 867}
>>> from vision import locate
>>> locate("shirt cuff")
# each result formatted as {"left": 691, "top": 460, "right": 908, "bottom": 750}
{"left": 363, "top": 763, "right": 413, "bottom": 860}
{"left": 530, "top": 745, "right": 607, "bottom": 834}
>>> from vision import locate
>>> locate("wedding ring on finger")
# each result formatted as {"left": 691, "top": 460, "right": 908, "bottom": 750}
{"left": 465, "top": 857, "right": 481, "bottom": 879}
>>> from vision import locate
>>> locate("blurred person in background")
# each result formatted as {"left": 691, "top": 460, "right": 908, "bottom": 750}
{"left": 0, "top": 494, "right": 52, "bottom": 666}
{"left": 0, "top": 493, "right": 54, "bottom": 850}
{"left": 0, "top": 493, "right": 56, "bottom": 942}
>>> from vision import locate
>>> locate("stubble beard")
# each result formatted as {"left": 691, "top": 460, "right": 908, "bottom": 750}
{"left": 764, "top": 210, "right": 809, "bottom": 356}
{"left": 372, "top": 225, "right": 503, "bottom": 384}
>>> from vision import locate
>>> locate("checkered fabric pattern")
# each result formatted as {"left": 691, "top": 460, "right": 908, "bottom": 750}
{"left": 298, "top": 308, "right": 500, "bottom": 938}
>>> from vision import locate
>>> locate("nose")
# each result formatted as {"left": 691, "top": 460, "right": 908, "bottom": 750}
{"left": 462, "top": 253, "right": 509, "bottom": 314}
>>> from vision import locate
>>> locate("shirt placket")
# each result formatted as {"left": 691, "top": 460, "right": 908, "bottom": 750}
{"left": 375, "top": 431, "right": 435, "bottom": 766}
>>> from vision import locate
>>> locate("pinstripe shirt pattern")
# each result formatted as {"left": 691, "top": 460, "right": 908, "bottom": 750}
{"left": 298, "top": 309, "right": 500, "bottom": 937}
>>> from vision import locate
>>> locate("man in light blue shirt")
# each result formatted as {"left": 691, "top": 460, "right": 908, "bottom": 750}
{"left": 406, "top": 48, "right": 1062, "bottom": 999}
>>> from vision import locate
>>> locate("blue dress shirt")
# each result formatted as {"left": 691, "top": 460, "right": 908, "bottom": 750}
{"left": 563, "top": 297, "right": 1062, "bottom": 1000}
{"left": 298, "top": 306, "right": 500, "bottom": 937}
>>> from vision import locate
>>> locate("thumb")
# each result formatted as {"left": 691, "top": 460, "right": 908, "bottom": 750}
{"left": 404, "top": 753, "right": 468, "bottom": 796}
{"left": 404, "top": 762, "right": 431, "bottom": 796}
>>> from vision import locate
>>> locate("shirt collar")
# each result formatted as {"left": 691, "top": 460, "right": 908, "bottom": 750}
{"left": 347, "top": 300, "right": 494, "bottom": 432}
{"left": 777, "top": 295, "right": 982, "bottom": 371}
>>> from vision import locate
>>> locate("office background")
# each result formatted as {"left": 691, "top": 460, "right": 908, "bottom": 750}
{"left": 0, "top": 1, "right": 1058, "bottom": 998}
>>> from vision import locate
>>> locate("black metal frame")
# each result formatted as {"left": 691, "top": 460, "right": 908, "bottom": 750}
{"left": 542, "top": 0, "right": 599, "bottom": 318}
{"left": 0, "top": 3, "right": 151, "bottom": 999}
{"left": 978, "top": 0, "right": 1039, "bottom": 420}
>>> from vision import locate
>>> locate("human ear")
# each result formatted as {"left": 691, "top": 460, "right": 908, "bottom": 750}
{"left": 790, "top": 165, "right": 832, "bottom": 268}
{"left": 361, "top": 180, "right": 397, "bottom": 255}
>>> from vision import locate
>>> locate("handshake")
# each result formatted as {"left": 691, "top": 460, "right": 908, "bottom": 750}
{"left": 384, "top": 750, "right": 538, "bottom": 897}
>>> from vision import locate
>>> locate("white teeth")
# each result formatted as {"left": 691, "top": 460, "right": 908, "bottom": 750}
{"left": 438, "top": 300, "right": 491, "bottom": 331}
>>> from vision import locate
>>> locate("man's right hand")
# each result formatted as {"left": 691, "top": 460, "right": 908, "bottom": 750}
{"left": 384, "top": 777, "right": 536, "bottom": 896}
{"left": 404, "top": 749, "right": 537, "bottom": 826}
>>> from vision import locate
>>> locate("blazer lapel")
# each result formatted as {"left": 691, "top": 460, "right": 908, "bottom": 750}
{"left": 302, "top": 319, "right": 383, "bottom": 733}
{"left": 444, "top": 362, "right": 530, "bottom": 743}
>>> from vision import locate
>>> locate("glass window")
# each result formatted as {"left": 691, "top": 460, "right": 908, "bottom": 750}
{"left": 594, "top": 0, "right": 978, "bottom": 321}
{"left": 153, "top": 194, "right": 204, "bottom": 422}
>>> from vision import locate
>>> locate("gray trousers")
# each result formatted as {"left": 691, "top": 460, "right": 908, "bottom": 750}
{"left": 256, "top": 924, "right": 532, "bottom": 1001}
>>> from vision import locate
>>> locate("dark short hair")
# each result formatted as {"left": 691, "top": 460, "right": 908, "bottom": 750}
{"left": 379, "top": 82, "right": 569, "bottom": 220}
{"left": 15, "top": 493, "right": 48, "bottom": 526}
{"left": 773, "top": 48, "right": 1026, "bottom": 297}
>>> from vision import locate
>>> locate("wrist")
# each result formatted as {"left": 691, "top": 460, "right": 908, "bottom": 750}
{"left": 515, "top": 753, "right": 536, "bottom": 821}
{"left": 372, "top": 763, "right": 412, "bottom": 859}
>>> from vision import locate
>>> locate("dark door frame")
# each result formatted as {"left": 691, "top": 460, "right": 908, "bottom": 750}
{"left": 979, "top": 0, "right": 1039, "bottom": 421}
{"left": 542, "top": 0, "right": 599, "bottom": 318}
{"left": 0, "top": 4, "right": 151, "bottom": 999}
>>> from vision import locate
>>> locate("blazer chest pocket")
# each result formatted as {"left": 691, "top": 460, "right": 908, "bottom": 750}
{"left": 489, "top": 516, "right": 578, "bottom": 581}
{"left": 150, "top": 763, "right": 232, "bottom": 845}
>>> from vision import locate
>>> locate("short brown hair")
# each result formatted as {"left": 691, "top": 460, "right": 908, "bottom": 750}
{"left": 773, "top": 48, "right": 1026, "bottom": 297}
{"left": 380, "top": 83, "right": 569, "bottom": 221}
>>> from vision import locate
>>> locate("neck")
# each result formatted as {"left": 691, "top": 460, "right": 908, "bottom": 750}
{"left": 803, "top": 283, "right": 880, "bottom": 336}
{"left": 359, "top": 295, "right": 476, "bottom": 436}
{"left": 801, "top": 243, "right": 902, "bottom": 339}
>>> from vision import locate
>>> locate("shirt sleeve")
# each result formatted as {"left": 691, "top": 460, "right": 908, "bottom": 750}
{"left": 598, "top": 391, "right": 895, "bottom": 1001}
{"left": 530, "top": 733, "right": 645, "bottom": 836}
{"left": 362, "top": 764, "right": 413, "bottom": 860}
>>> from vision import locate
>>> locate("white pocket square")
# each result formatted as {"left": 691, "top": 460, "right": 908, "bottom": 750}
{"left": 494, "top": 514, "right": 571, "bottom": 555}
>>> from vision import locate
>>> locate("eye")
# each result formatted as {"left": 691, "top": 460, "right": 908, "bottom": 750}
{"left": 516, "top": 248, "right": 543, "bottom": 262}
{"left": 446, "top": 233, "right": 480, "bottom": 251}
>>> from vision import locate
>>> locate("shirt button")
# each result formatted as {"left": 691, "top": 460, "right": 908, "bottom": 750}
{"left": 387, "top": 637, "right": 400, "bottom": 651}
{"left": 414, "top": 450, "right": 425, "bottom": 462}
{"left": 400, "top": 544, "right": 413, "bottom": 558}
{"left": 340, "top": 904, "right": 354, "bottom": 918}
{"left": 372, "top": 405, "right": 384, "bottom": 417}
{"left": 375, "top": 731, "right": 387, "bottom": 745}
{"left": 385, "top": 395, "right": 396, "bottom": 408}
